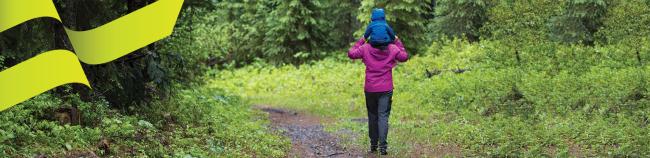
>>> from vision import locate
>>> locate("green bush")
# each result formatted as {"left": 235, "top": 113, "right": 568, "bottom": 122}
{"left": 481, "top": 0, "right": 565, "bottom": 47}
{"left": 0, "top": 84, "right": 289, "bottom": 157}
{"left": 0, "top": 93, "right": 107, "bottom": 156}
{"left": 596, "top": 0, "right": 650, "bottom": 45}
{"left": 548, "top": 0, "right": 608, "bottom": 45}
{"left": 432, "top": 0, "right": 494, "bottom": 42}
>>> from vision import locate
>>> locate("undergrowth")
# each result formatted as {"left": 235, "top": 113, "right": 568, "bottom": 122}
{"left": 0, "top": 84, "right": 289, "bottom": 157}
{"left": 212, "top": 39, "right": 650, "bottom": 157}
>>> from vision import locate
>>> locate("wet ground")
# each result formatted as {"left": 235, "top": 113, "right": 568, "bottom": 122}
{"left": 259, "top": 106, "right": 371, "bottom": 158}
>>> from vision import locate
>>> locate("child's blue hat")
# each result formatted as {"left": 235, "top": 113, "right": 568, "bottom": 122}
{"left": 371, "top": 8, "right": 386, "bottom": 21}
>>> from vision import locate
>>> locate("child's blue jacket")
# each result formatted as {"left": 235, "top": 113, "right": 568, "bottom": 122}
{"left": 363, "top": 8, "right": 396, "bottom": 44}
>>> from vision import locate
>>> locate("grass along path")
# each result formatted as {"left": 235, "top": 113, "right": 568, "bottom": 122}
{"left": 212, "top": 52, "right": 650, "bottom": 157}
{"left": 256, "top": 105, "right": 463, "bottom": 158}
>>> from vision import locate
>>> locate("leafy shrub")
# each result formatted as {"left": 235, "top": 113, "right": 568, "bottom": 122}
{"left": 0, "top": 93, "right": 107, "bottom": 156}
{"left": 481, "top": 0, "right": 565, "bottom": 47}
{"left": 0, "top": 84, "right": 289, "bottom": 157}
{"left": 549, "top": 0, "right": 608, "bottom": 45}
{"left": 158, "top": 7, "right": 225, "bottom": 81}
{"left": 0, "top": 55, "right": 4, "bottom": 69}
{"left": 596, "top": 0, "right": 650, "bottom": 45}
{"left": 432, "top": 0, "right": 494, "bottom": 42}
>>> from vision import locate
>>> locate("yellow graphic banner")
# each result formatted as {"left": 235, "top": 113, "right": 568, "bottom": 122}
{"left": 0, "top": 0, "right": 62, "bottom": 32}
{"left": 0, "top": 0, "right": 184, "bottom": 111}
{"left": 67, "top": 0, "right": 183, "bottom": 64}
{"left": 0, "top": 50, "right": 90, "bottom": 111}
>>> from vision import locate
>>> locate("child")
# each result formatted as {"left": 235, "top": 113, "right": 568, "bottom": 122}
{"left": 364, "top": 8, "right": 396, "bottom": 49}
{"left": 348, "top": 34, "right": 408, "bottom": 155}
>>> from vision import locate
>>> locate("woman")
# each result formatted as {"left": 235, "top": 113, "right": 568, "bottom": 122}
{"left": 348, "top": 35, "right": 408, "bottom": 155}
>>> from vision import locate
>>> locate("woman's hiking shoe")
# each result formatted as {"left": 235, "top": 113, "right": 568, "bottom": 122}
{"left": 369, "top": 146, "right": 378, "bottom": 153}
{"left": 379, "top": 149, "right": 388, "bottom": 155}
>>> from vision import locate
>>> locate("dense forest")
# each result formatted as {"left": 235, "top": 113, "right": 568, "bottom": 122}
{"left": 1, "top": 0, "right": 649, "bottom": 157}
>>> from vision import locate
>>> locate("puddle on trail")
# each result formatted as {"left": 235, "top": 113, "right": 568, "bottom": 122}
{"left": 258, "top": 106, "right": 371, "bottom": 158}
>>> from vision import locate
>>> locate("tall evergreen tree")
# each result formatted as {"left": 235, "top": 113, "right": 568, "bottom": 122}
{"left": 324, "top": 0, "right": 362, "bottom": 47}
{"left": 215, "top": 0, "right": 271, "bottom": 65}
{"left": 432, "top": 0, "right": 493, "bottom": 42}
{"left": 263, "top": 0, "right": 333, "bottom": 64}
{"left": 216, "top": 0, "right": 357, "bottom": 65}
{"left": 549, "top": 0, "right": 608, "bottom": 45}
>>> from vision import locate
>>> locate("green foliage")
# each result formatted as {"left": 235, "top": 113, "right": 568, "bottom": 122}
{"left": 481, "top": 0, "right": 566, "bottom": 47}
{"left": 214, "top": 0, "right": 360, "bottom": 65}
{"left": 0, "top": 19, "right": 58, "bottom": 66}
{"left": 0, "top": 55, "right": 4, "bottom": 69}
{"left": 357, "top": 0, "right": 432, "bottom": 53}
{"left": 159, "top": 7, "right": 224, "bottom": 78}
{"left": 263, "top": 0, "right": 332, "bottom": 63}
{"left": 324, "top": 0, "right": 362, "bottom": 47}
{"left": 0, "top": 93, "right": 107, "bottom": 156}
{"left": 214, "top": 37, "right": 650, "bottom": 156}
{"left": 214, "top": 0, "right": 274, "bottom": 65}
{"left": 4, "top": 0, "right": 650, "bottom": 156}
{"left": 549, "top": 0, "right": 608, "bottom": 45}
{"left": 596, "top": 0, "right": 650, "bottom": 45}
{"left": 432, "top": 0, "right": 494, "bottom": 42}
{"left": 0, "top": 85, "right": 289, "bottom": 157}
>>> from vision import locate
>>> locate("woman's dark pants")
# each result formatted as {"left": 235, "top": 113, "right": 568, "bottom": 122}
{"left": 365, "top": 91, "right": 392, "bottom": 150}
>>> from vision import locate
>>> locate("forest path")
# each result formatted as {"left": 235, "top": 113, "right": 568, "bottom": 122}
{"left": 257, "top": 106, "right": 376, "bottom": 158}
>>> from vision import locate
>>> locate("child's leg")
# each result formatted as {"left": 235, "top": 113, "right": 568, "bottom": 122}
{"left": 377, "top": 91, "right": 393, "bottom": 150}
{"left": 365, "top": 92, "right": 380, "bottom": 149}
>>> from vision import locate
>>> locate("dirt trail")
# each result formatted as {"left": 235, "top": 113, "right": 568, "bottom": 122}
{"left": 258, "top": 106, "right": 371, "bottom": 158}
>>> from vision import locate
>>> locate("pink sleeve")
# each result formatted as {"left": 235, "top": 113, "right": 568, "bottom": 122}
{"left": 392, "top": 39, "right": 408, "bottom": 62}
{"left": 394, "top": 38, "right": 405, "bottom": 49}
{"left": 348, "top": 38, "right": 365, "bottom": 59}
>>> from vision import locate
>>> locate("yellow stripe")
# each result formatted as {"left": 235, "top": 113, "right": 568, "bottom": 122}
{"left": 0, "top": 0, "right": 61, "bottom": 32}
{"left": 68, "top": 0, "right": 184, "bottom": 64}
{"left": 1, "top": 0, "right": 184, "bottom": 64}
{"left": 0, "top": 0, "right": 184, "bottom": 111}
{"left": 0, "top": 50, "right": 90, "bottom": 111}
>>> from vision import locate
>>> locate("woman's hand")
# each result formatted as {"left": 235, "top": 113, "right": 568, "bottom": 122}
{"left": 394, "top": 35, "right": 401, "bottom": 43}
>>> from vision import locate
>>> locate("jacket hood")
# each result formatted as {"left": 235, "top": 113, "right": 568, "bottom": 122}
{"left": 367, "top": 45, "right": 390, "bottom": 60}
{"left": 371, "top": 8, "right": 385, "bottom": 21}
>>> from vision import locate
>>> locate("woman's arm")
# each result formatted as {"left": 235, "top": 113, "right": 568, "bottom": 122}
{"left": 348, "top": 38, "right": 366, "bottom": 59}
{"left": 392, "top": 38, "right": 408, "bottom": 62}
